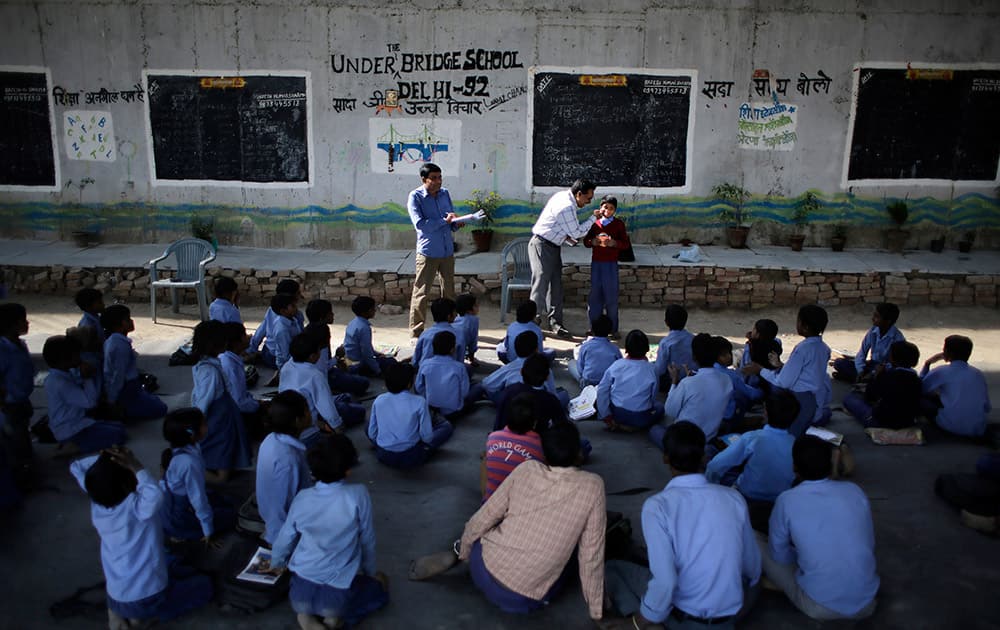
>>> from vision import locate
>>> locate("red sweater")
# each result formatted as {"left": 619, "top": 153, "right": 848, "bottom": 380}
{"left": 583, "top": 217, "right": 630, "bottom": 263}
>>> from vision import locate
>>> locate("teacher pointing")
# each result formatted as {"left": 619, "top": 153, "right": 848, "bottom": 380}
{"left": 529, "top": 178, "right": 600, "bottom": 338}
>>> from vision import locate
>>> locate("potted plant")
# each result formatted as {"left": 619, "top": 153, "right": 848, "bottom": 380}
{"left": 468, "top": 189, "right": 501, "bottom": 252}
{"left": 713, "top": 183, "right": 752, "bottom": 249}
{"left": 831, "top": 224, "right": 848, "bottom": 252}
{"left": 958, "top": 231, "right": 975, "bottom": 254}
{"left": 190, "top": 214, "right": 219, "bottom": 251}
{"left": 790, "top": 192, "right": 819, "bottom": 251}
{"left": 929, "top": 234, "right": 946, "bottom": 253}
{"left": 885, "top": 200, "right": 909, "bottom": 253}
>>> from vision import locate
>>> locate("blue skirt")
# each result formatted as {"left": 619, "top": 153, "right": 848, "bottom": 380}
{"left": 289, "top": 573, "right": 388, "bottom": 626}
{"left": 161, "top": 488, "right": 236, "bottom": 541}
{"left": 107, "top": 558, "right": 212, "bottom": 621}
{"left": 199, "top": 392, "right": 252, "bottom": 470}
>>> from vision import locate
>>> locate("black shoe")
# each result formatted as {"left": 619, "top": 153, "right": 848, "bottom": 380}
{"left": 552, "top": 323, "right": 573, "bottom": 338}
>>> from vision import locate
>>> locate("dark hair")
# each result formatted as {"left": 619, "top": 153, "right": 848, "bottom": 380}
{"left": 419, "top": 162, "right": 442, "bottom": 180}
{"left": 432, "top": 330, "right": 456, "bottom": 356}
{"left": 691, "top": 333, "right": 717, "bottom": 368}
{"left": 306, "top": 299, "right": 333, "bottom": 324}
{"left": 520, "top": 353, "right": 550, "bottom": 388}
{"left": 276, "top": 279, "right": 300, "bottom": 296}
{"left": 213, "top": 276, "right": 238, "bottom": 300}
{"left": 222, "top": 322, "right": 248, "bottom": 351}
{"left": 268, "top": 390, "right": 310, "bottom": 436}
{"left": 42, "top": 334, "right": 80, "bottom": 368}
{"left": 798, "top": 305, "right": 828, "bottom": 335}
{"left": 754, "top": 319, "right": 778, "bottom": 340}
{"left": 162, "top": 407, "right": 204, "bottom": 449}
{"left": 290, "top": 332, "right": 320, "bottom": 363}
{"left": 764, "top": 390, "right": 800, "bottom": 430}
{"left": 714, "top": 336, "right": 734, "bottom": 357}
{"left": 74, "top": 288, "right": 103, "bottom": 311}
{"left": 303, "top": 321, "right": 331, "bottom": 346}
{"left": 664, "top": 304, "right": 688, "bottom": 330}
{"left": 384, "top": 361, "right": 414, "bottom": 394}
{"left": 455, "top": 293, "right": 477, "bottom": 315}
{"left": 506, "top": 392, "right": 537, "bottom": 434}
{"left": 541, "top": 422, "right": 582, "bottom": 467}
{"left": 591, "top": 315, "right": 612, "bottom": 338}
{"left": 663, "top": 421, "right": 705, "bottom": 473}
{"left": 513, "top": 330, "right": 538, "bottom": 358}
{"left": 65, "top": 325, "right": 100, "bottom": 354}
{"left": 270, "top": 293, "right": 296, "bottom": 315}
{"left": 515, "top": 300, "right": 537, "bottom": 324}
{"left": 307, "top": 433, "right": 359, "bottom": 483}
{"left": 430, "top": 297, "right": 456, "bottom": 323}
{"left": 100, "top": 304, "right": 131, "bottom": 333}
{"left": 352, "top": 296, "right": 376, "bottom": 317}
{"left": 749, "top": 337, "right": 781, "bottom": 366}
{"left": 599, "top": 194, "right": 618, "bottom": 208}
{"left": 570, "top": 178, "right": 597, "bottom": 196}
{"left": 84, "top": 452, "right": 137, "bottom": 508}
{"left": 943, "top": 335, "right": 973, "bottom": 362}
{"left": 890, "top": 340, "right": 920, "bottom": 368}
{"left": 191, "top": 320, "right": 226, "bottom": 360}
{"left": 793, "top": 435, "right": 833, "bottom": 481}
{"left": 875, "top": 302, "right": 900, "bottom": 326}
{"left": 625, "top": 329, "right": 649, "bottom": 359}
{"left": 0, "top": 302, "right": 27, "bottom": 336}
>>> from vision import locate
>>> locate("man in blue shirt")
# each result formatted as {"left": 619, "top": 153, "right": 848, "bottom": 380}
{"left": 605, "top": 422, "right": 761, "bottom": 628}
{"left": 408, "top": 162, "right": 460, "bottom": 339}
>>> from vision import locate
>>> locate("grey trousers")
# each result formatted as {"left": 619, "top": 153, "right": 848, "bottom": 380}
{"left": 528, "top": 235, "right": 563, "bottom": 326}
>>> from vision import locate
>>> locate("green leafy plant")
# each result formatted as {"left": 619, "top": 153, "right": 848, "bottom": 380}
{"left": 794, "top": 192, "right": 820, "bottom": 229}
{"left": 469, "top": 189, "right": 501, "bottom": 232}
{"left": 190, "top": 214, "right": 216, "bottom": 241}
{"left": 713, "top": 183, "right": 752, "bottom": 227}
{"left": 833, "top": 224, "right": 848, "bottom": 239}
{"left": 886, "top": 200, "right": 909, "bottom": 227}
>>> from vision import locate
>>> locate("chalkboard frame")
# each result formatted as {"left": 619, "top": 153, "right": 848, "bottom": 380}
{"left": 0, "top": 65, "right": 61, "bottom": 192}
{"left": 842, "top": 61, "right": 1000, "bottom": 187}
{"left": 142, "top": 69, "right": 314, "bottom": 188}
{"left": 527, "top": 65, "right": 697, "bottom": 195}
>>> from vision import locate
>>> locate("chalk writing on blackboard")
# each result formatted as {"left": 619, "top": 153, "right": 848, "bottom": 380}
{"left": 0, "top": 67, "right": 60, "bottom": 191}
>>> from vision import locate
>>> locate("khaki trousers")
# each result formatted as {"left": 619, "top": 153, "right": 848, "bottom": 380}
{"left": 409, "top": 253, "right": 455, "bottom": 337}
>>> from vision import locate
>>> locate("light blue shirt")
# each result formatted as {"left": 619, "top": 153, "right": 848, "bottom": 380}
{"left": 220, "top": 350, "right": 258, "bottom": 413}
{"left": 367, "top": 391, "right": 434, "bottom": 451}
{"left": 250, "top": 308, "right": 305, "bottom": 352}
{"left": 256, "top": 432, "right": 312, "bottom": 544}
{"left": 655, "top": 329, "right": 694, "bottom": 378}
{"left": 44, "top": 368, "right": 98, "bottom": 441}
{"left": 70, "top": 455, "right": 167, "bottom": 604}
{"left": 280, "top": 360, "right": 343, "bottom": 431}
{"left": 921, "top": 360, "right": 991, "bottom": 437}
{"left": 760, "top": 336, "right": 831, "bottom": 423}
{"left": 577, "top": 337, "right": 623, "bottom": 386}
{"left": 270, "top": 480, "right": 377, "bottom": 588}
{"left": 481, "top": 356, "right": 557, "bottom": 399}
{"left": 209, "top": 297, "right": 242, "bottom": 324}
{"left": 453, "top": 313, "right": 480, "bottom": 355}
{"left": 266, "top": 314, "right": 301, "bottom": 370}
{"left": 664, "top": 367, "right": 733, "bottom": 441}
{"left": 0, "top": 336, "right": 35, "bottom": 405}
{"left": 502, "top": 320, "right": 545, "bottom": 357}
{"left": 160, "top": 444, "right": 213, "bottom": 537}
{"left": 191, "top": 357, "right": 227, "bottom": 414}
{"left": 408, "top": 185, "right": 457, "bottom": 258}
{"left": 103, "top": 332, "right": 138, "bottom": 403}
{"left": 854, "top": 325, "right": 904, "bottom": 374}
{"left": 344, "top": 316, "right": 381, "bottom": 375}
{"left": 715, "top": 363, "right": 763, "bottom": 418}
{"left": 415, "top": 354, "right": 470, "bottom": 415}
{"left": 412, "top": 321, "right": 465, "bottom": 369}
{"left": 597, "top": 358, "right": 658, "bottom": 418}
{"left": 640, "top": 474, "right": 761, "bottom": 622}
{"left": 78, "top": 311, "right": 107, "bottom": 345}
{"left": 705, "top": 425, "right": 794, "bottom": 501}
{"left": 769, "top": 479, "right": 880, "bottom": 616}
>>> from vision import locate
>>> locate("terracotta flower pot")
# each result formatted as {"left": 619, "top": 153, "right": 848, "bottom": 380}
{"left": 726, "top": 226, "right": 750, "bottom": 249}
{"left": 790, "top": 234, "right": 806, "bottom": 252}
{"left": 471, "top": 229, "right": 494, "bottom": 253}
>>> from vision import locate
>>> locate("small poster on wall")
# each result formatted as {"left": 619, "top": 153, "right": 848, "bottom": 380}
{"left": 368, "top": 118, "right": 462, "bottom": 176}
{"left": 64, "top": 110, "right": 116, "bottom": 161}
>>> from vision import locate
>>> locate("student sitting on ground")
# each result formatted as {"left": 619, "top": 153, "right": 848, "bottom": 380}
{"left": 74, "top": 287, "right": 106, "bottom": 347}
{"left": 70, "top": 447, "right": 212, "bottom": 628}
{"left": 568, "top": 315, "right": 622, "bottom": 388}
{"left": 265, "top": 434, "right": 389, "bottom": 629}
{"left": 66, "top": 324, "right": 104, "bottom": 394}
{"left": 415, "top": 330, "right": 485, "bottom": 419}
{"left": 1, "top": 303, "right": 37, "bottom": 480}
{"left": 256, "top": 390, "right": 314, "bottom": 546}
{"left": 102, "top": 304, "right": 168, "bottom": 420}
{"left": 760, "top": 434, "right": 880, "bottom": 621}
{"left": 263, "top": 293, "right": 302, "bottom": 373}
{"left": 249, "top": 278, "right": 305, "bottom": 367}
{"left": 482, "top": 393, "right": 544, "bottom": 501}
{"left": 494, "top": 354, "right": 568, "bottom": 432}
{"left": 453, "top": 293, "right": 481, "bottom": 366}
{"left": 655, "top": 304, "right": 694, "bottom": 392}
{"left": 844, "top": 340, "right": 922, "bottom": 429}
{"left": 305, "top": 299, "right": 370, "bottom": 397}
{"left": 301, "top": 325, "right": 367, "bottom": 426}
{"left": 368, "top": 362, "right": 454, "bottom": 469}
{"left": 714, "top": 336, "right": 764, "bottom": 433}
{"left": 740, "top": 318, "right": 781, "bottom": 390}
{"left": 344, "top": 296, "right": 396, "bottom": 377}
{"left": 496, "top": 300, "right": 552, "bottom": 364}
{"left": 209, "top": 276, "right": 242, "bottom": 324}
{"left": 832, "top": 302, "right": 904, "bottom": 383}
{"left": 920, "top": 334, "right": 992, "bottom": 438}
{"left": 597, "top": 330, "right": 663, "bottom": 431}
{"left": 219, "top": 322, "right": 264, "bottom": 424}
{"left": 412, "top": 297, "right": 465, "bottom": 370}
{"left": 483, "top": 331, "right": 566, "bottom": 407}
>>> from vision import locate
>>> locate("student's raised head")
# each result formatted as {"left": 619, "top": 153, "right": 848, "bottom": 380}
{"left": 276, "top": 279, "right": 302, "bottom": 300}
{"left": 352, "top": 296, "right": 376, "bottom": 318}
{"left": 889, "top": 340, "right": 920, "bottom": 369}
{"left": 430, "top": 297, "right": 456, "bottom": 323}
{"left": 691, "top": 332, "right": 717, "bottom": 369}
{"left": 874, "top": 302, "right": 900, "bottom": 328}
{"left": 100, "top": 304, "right": 133, "bottom": 335}
{"left": 191, "top": 320, "right": 226, "bottom": 360}
{"left": 222, "top": 321, "right": 249, "bottom": 354}
{"left": 515, "top": 300, "right": 538, "bottom": 324}
{"left": 506, "top": 392, "right": 537, "bottom": 434}
{"left": 541, "top": 422, "right": 582, "bottom": 468}
{"left": 307, "top": 433, "right": 359, "bottom": 483}
{"left": 290, "top": 332, "right": 320, "bottom": 364}
{"left": 764, "top": 390, "right": 800, "bottom": 431}
{"left": 213, "top": 276, "right": 238, "bottom": 301}
{"left": 753, "top": 318, "right": 778, "bottom": 341}
{"left": 65, "top": 325, "right": 101, "bottom": 354}
{"left": 792, "top": 434, "right": 833, "bottom": 481}
{"left": 943, "top": 335, "right": 973, "bottom": 362}
{"left": 74, "top": 287, "right": 105, "bottom": 314}
{"left": 664, "top": 304, "right": 688, "bottom": 330}
{"left": 84, "top": 451, "right": 138, "bottom": 508}
{"left": 305, "top": 298, "right": 333, "bottom": 325}
{"left": 384, "top": 361, "right": 414, "bottom": 394}
{"left": 797, "top": 304, "right": 828, "bottom": 336}
{"left": 625, "top": 329, "right": 649, "bottom": 359}
{"left": 513, "top": 330, "right": 538, "bottom": 359}
{"left": 43, "top": 334, "right": 81, "bottom": 370}
{"left": 0, "top": 302, "right": 28, "bottom": 337}
{"left": 714, "top": 336, "right": 734, "bottom": 367}
{"left": 591, "top": 315, "right": 612, "bottom": 338}
{"left": 662, "top": 421, "right": 705, "bottom": 473}
{"left": 520, "top": 353, "right": 550, "bottom": 388}
{"left": 270, "top": 293, "right": 296, "bottom": 317}
{"left": 268, "top": 390, "right": 311, "bottom": 436}
{"left": 456, "top": 293, "right": 477, "bottom": 316}
{"left": 432, "top": 330, "right": 456, "bottom": 356}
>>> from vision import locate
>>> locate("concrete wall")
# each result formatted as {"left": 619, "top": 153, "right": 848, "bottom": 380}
{"left": 0, "top": 0, "right": 998, "bottom": 250}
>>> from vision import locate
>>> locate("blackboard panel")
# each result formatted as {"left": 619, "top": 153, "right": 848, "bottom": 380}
{"left": 146, "top": 73, "right": 310, "bottom": 185}
{"left": 847, "top": 66, "right": 1000, "bottom": 183}
{"left": 0, "top": 69, "right": 57, "bottom": 189}
{"left": 531, "top": 70, "right": 694, "bottom": 191}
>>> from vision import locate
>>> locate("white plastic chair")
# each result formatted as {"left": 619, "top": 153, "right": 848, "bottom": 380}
{"left": 500, "top": 237, "right": 532, "bottom": 323}
{"left": 148, "top": 238, "right": 216, "bottom": 322}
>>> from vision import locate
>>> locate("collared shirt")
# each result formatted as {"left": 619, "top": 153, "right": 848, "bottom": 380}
{"left": 769, "top": 479, "right": 879, "bottom": 616}
{"left": 577, "top": 336, "right": 622, "bottom": 386}
{"left": 344, "top": 316, "right": 381, "bottom": 375}
{"left": 597, "top": 358, "right": 658, "bottom": 418}
{"left": 279, "top": 360, "right": 343, "bottom": 430}
{"left": 415, "top": 354, "right": 470, "bottom": 415}
{"left": 532, "top": 189, "right": 596, "bottom": 245}
{"left": 714, "top": 363, "right": 763, "bottom": 418}
{"left": 270, "top": 480, "right": 376, "bottom": 588}
{"left": 705, "top": 425, "right": 795, "bottom": 501}
{"left": 760, "top": 336, "right": 831, "bottom": 423}
{"left": 854, "top": 325, "right": 905, "bottom": 374}
{"left": 209, "top": 298, "right": 242, "bottom": 324}
{"left": 640, "top": 474, "right": 761, "bottom": 622}
{"left": 408, "top": 185, "right": 457, "bottom": 258}
{"left": 44, "top": 368, "right": 98, "bottom": 441}
{"left": 481, "top": 356, "right": 557, "bottom": 399}
{"left": 502, "top": 320, "right": 546, "bottom": 357}
{"left": 250, "top": 308, "right": 305, "bottom": 352}
{"left": 453, "top": 313, "right": 480, "bottom": 355}
{"left": 0, "top": 336, "right": 36, "bottom": 404}
{"left": 483, "top": 429, "right": 544, "bottom": 500}
{"left": 664, "top": 367, "right": 733, "bottom": 441}
{"left": 655, "top": 330, "right": 694, "bottom": 378}
{"left": 460, "top": 460, "right": 606, "bottom": 620}
{"left": 78, "top": 311, "right": 107, "bottom": 346}
{"left": 256, "top": 432, "right": 313, "bottom": 544}
{"left": 266, "top": 314, "right": 301, "bottom": 370}
{"left": 191, "top": 357, "right": 226, "bottom": 414}
{"left": 103, "top": 332, "right": 138, "bottom": 403}
{"left": 367, "top": 390, "right": 434, "bottom": 451}
{"left": 412, "top": 322, "right": 465, "bottom": 369}
{"left": 161, "top": 444, "right": 213, "bottom": 537}
{"left": 70, "top": 455, "right": 167, "bottom": 604}
{"left": 921, "top": 360, "right": 992, "bottom": 437}
{"left": 220, "top": 350, "right": 258, "bottom": 413}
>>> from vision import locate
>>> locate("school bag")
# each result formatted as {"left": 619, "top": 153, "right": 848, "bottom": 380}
{"left": 236, "top": 493, "right": 266, "bottom": 537}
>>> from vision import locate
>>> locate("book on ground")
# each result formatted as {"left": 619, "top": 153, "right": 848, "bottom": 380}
{"left": 806, "top": 426, "right": 844, "bottom": 446}
{"left": 236, "top": 547, "right": 280, "bottom": 585}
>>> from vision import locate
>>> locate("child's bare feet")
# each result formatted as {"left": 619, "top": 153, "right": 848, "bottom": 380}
{"left": 297, "top": 613, "right": 326, "bottom": 630}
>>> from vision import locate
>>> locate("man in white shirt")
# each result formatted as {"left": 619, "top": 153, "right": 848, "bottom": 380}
{"left": 529, "top": 179, "right": 600, "bottom": 338}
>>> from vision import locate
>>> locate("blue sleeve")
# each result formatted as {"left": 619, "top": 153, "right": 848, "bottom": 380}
{"left": 639, "top": 499, "right": 677, "bottom": 622}
{"left": 732, "top": 372, "right": 764, "bottom": 401}
{"left": 654, "top": 339, "right": 669, "bottom": 377}
{"left": 921, "top": 366, "right": 943, "bottom": 392}
{"left": 417, "top": 399, "right": 435, "bottom": 444}
{"left": 70, "top": 455, "right": 100, "bottom": 491}
{"left": 272, "top": 324, "right": 293, "bottom": 369}
{"left": 767, "top": 495, "right": 797, "bottom": 565}
{"left": 357, "top": 488, "right": 378, "bottom": 576}
{"left": 407, "top": 190, "right": 448, "bottom": 233}
{"left": 741, "top": 510, "right": 762, "bottom": 585}
{"left": 103, "top": 339, "right": 127, "bottom": 402}
{"left": 596, "top": 368, "right": 613, "bottom": 419}
{"left": 130, "top": 470, "right": 165, "bottom": 522}
{"left": 762, "top": 344, "right": 806, "bottom": 390}
{"left": 854, "top": 330, "right": 873, "bottom": 374}
{"left": 414, "top": 365, "right": 428, "bottom": 395}
{"left": 269, "top": 497, "right": 302, "bottom": 570}
{"left": 412, "top": 335, "right": 425, "bottom": 368}
{"left": 178, "top": 457, "right": 214, "bottom": 537}
{"left": 359, "top": 324, "right": 379, "bottom": 375}
{"left": 469, "top": 317, "right": 480, "bottom": 354}
{"left": 705, "top": 435, "right": 751, "bottom": 483}
{"left": 367, "top": 399, "right": 380, "bottom": 443}
{"left": 249, "top": 317, "right": 267, "bottom": 352}
{"left": 664, "top": 380, "right": 684, "bottom": 420}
